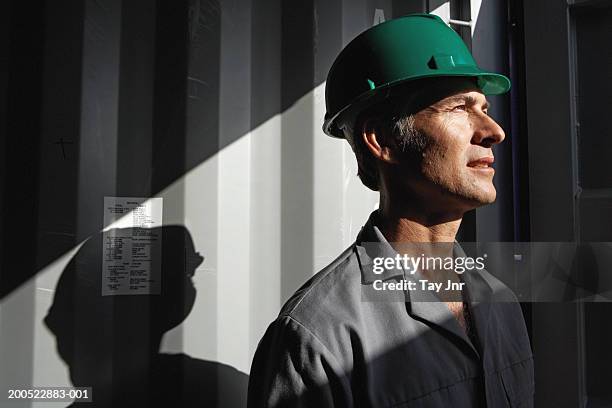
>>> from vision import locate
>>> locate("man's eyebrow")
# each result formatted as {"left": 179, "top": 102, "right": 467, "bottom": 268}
{"left": 442, "top": 94, "right": 491, "bottom": 109}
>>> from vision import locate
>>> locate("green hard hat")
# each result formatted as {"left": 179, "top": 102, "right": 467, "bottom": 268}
{"left": 323, "top": 13, "right": 511, "bottom": 138}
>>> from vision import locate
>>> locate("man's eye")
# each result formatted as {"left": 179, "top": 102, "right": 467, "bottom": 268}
{"left": 452, "top": 105, "right": 467, "bottom": 111}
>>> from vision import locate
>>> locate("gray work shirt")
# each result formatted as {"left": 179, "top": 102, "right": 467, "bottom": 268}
{"left": 248, "top": 212, "right": 534, "bottom": 407}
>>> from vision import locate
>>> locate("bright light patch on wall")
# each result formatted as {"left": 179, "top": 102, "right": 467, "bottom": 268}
{"left": 103, "top": 196, "right": 163, "bottom": 231}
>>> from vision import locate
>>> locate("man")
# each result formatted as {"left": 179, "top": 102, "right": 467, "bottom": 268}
{"left": 248, "top": 13, "right": 534, "bottom": 407}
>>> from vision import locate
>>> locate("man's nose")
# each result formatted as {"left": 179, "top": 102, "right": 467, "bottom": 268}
{"left": 471, "top": 114, "right": 505, "bottom": 147}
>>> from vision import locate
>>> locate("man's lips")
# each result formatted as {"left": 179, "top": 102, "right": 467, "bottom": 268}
{"left": 467, "top": 157, "right": 495, "bottom": 170}
{"left": 468, "top": 157, "right": 495, "bottom": 174}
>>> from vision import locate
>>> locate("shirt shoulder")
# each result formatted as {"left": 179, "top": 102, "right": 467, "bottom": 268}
{"left": 274, "top": 244, "right": 367, "bottom": 358}
{"left": 280, "top": 244, "right": 362, "bottom": 317}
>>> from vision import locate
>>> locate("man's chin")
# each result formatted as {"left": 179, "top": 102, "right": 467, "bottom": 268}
{"left": 456, "top": 188, "right": 497, "bottom": 209}
{"left": 470, "top": 190, "right": 497, "bottom": 206}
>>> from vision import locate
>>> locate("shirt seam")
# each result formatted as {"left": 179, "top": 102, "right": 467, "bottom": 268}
{"left": 283, "top": 244, "right": 356, "bottom": 317}
{"left": 485, "top": 355, "right": 534, "bottom": 376}
{"left": 389, "top": 373, "right": 481, "bottom": 407}
{"left": 388, "top": 355, "right": 534, "bottom": 407}
{"left": 280, "top": 314, "right": 344, "bottom": 372}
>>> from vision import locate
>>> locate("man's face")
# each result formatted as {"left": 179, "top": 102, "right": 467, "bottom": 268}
{"left": 393, "top": 78, "right": 505, "bottom": 212}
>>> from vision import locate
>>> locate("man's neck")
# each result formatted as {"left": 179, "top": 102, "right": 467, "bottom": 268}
{"left": 377, "top": 206, "right": 463, "bottom": 243}
{"left": 376, "top": 182, "right": 469, "bottom": 243}
{"left": 376, "top": 196, "right": 470, "bottom": 320}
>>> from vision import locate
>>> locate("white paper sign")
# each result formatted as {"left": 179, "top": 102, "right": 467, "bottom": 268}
{"left": 102, "top": 197, "right": 163, "bottom": 296}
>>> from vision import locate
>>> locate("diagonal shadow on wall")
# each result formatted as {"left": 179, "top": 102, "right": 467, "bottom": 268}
{"left": 1, "top": 0, "right": 428, "bottom": 298}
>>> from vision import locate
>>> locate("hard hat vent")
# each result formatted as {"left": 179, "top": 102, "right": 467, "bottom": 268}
{"left": 428, "top": 54, "right": 456, "bottom": 70}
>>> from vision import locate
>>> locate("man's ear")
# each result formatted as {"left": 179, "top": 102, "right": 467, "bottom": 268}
{"left": 361, "top": 119, "right": 399, "bottom": 164}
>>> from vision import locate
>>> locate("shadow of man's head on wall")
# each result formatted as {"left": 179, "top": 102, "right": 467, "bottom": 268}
{"left": 44, "top": 225, "right": 247, "bottom": 407}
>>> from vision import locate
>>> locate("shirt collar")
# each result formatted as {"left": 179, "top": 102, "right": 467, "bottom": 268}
{"left": 355, "top": 211, "right": 404, "bottom": 284}
{"left": 354, "top": 210, "right": 484, "bottom": 357}
{"left": 355, "top": 210, "right": 494, "bottom": 300}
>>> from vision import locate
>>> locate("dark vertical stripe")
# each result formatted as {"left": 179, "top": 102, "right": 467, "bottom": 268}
{"left": 76, "top": 0, "right": 123, "bottom": 240}
{"left": 507, "top": 0, "right": 533, "bottom": 347}
{"left": 0, "top": 0, "right": 46, "bottom": 395}
{"left": 508, "top": 0, "right": 530, "bottom": 243}
{"left": 473, "top": 0, "right": 513, "bottom": 242}
{"left": 281, "top": 1, "right": 315, "bottom": 112}
{"left": 35, "top": 0, "right": 84, "bottom": 271}
{"left": 116, "top": 0, "right": 156, "bottom": 197}
{"left": 152, "top": 0, "right": 189, "bottom": 193}
{"left": 0, "top": 0, "right": 8, "bottom": 287}
{"left": 185, "top": 0, "right": 221, "bottom": 170}
{"left": 280, "top": 0, "right": 315, "bottom": 300}
{"left": 251, "top": 0, "right": 281, "bottom": 126}
{"left": 1, "top": 0, "right": 45, "bottom": 296}
{"left": 314, "top": 0, "right": 343, "bottom": 84}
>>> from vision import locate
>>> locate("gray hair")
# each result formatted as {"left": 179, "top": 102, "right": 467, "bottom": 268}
{"left": 343, "top": 109, "right": 426, "bottom": 191}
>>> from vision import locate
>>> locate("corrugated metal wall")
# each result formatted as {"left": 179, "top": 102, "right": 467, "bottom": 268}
{"left": 1, "top": 0, "right": 516, "bottom": 406}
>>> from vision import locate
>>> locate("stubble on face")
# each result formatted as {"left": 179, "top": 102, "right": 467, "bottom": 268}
{"left": 394, "top": 87, "right": 500, "bottom": 212}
